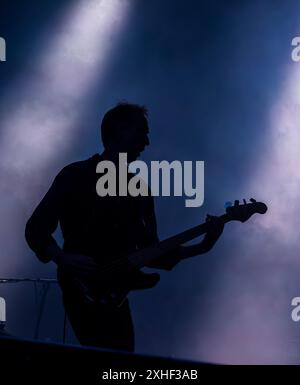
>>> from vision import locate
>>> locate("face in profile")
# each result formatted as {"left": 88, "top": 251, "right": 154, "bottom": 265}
{"left": 114, "top": 115, "right": 150, "bottom": 162}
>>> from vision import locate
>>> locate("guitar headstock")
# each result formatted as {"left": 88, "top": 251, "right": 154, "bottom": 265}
{"left": 225, "top": 198, "right": 267, "bottom": 223}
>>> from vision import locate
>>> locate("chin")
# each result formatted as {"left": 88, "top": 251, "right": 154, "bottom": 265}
{"left": 128, "top": 152, "right": 140, "bottom": 162}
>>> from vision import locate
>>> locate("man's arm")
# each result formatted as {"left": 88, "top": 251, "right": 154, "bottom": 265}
{"left": 25, "top": 171, "right": 65, "bottom": 263}
{"left": 25, "top": 168, "right": 99, "bottom": 273}
{"left": 138, "top": 193, "right": 224, "bottom": 271}
{"left": 180, "top": 215, "right": 224, "bottom": 259}
{"left": 146, "top": 215, "right": 224, "bottom": 271}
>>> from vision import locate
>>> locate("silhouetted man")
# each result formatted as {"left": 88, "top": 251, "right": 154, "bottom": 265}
{"left": 25, "top": 102, "right": 224, "bottom": 352}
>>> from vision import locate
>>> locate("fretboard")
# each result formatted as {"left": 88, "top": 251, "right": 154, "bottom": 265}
{"left": 128, "top": 213, "right": 230, "bottom": 268}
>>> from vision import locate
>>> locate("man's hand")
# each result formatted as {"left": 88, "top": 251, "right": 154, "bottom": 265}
{"left": 46, "top": 242, "right": 98, "bottom": 277}
{"left": 58, "top": 253, "right": 98, "bottom": 276}
{"left": 204, "top": 214, "right": 224, "bottom": 241}
{"left": 180, "top": 214, "right": 225, "bottom": 259}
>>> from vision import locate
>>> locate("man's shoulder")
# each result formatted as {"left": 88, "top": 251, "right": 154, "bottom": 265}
{"left": 56, "top": 154, "right": 100, "bottom": 181}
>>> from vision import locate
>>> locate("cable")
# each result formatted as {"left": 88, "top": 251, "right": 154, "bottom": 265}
{"left": 63, "top": 310, "right": 67, "bottom": 344}
{"left": 34, "top": 282, "right": 50, "bottom": 340}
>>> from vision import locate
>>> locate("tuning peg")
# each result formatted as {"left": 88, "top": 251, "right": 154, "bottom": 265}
{"left": 250, "top": 198, "right": 256, "bottom": 203}
{"left": 243, "top": 199, "right": 247, "bottom": 205}
{"left": 234, "top": 200, "right": 239, "bottom": 206}
{"left": 224, "top": 201, "right": 232, "bottom": 209}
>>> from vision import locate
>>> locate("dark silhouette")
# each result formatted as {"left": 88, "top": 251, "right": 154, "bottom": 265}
{"left": 25, "top": 102, "right": 224, "bottom": 352}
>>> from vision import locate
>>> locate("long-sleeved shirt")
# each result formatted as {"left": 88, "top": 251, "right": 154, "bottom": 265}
{"left": 25, "top": 153, "right": 176, "bottom": 270}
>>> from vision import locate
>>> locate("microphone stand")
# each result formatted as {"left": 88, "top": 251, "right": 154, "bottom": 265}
{"left": 0, "top": 278, "right": 58, "bottom": 339}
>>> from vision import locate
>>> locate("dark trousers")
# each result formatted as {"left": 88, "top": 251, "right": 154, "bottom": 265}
{"left": 58, "top": 272, "right": 135, "bottom": 352}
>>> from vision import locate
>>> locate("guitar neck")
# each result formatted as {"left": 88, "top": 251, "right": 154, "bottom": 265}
{"left": 129, "top": 213, "right": 231, "bottom": 268}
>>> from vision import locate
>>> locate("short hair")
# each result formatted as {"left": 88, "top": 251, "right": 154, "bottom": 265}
{"left": 101, "top": 102, "right": 148, "bottom": 147}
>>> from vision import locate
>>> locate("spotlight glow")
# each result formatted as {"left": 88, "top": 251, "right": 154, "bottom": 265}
{"left": 0, "top": 0, "right": 131, "bottom": 267}
{"left": 192, "top": 62, "right": 300, "bottom": 364}
{"left": 0, "top": 0, "right": 131, "bottom": 172}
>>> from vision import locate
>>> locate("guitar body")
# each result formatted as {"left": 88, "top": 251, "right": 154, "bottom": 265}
{"left": 65, "top": 265, "right": 160, "bottom": 307}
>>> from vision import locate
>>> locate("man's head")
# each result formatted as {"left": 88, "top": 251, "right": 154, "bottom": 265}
{"left": 101, "top": 102, "right": 150, "bottom": 162}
